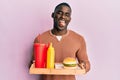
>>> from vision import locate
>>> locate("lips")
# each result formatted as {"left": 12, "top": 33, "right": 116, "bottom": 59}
{"left": 59, "top": 20, "right": 66, "bottom": 27}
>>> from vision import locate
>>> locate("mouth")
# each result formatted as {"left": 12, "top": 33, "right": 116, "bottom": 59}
{"left": 58, "top": 20, "right": 66, "bottom": 27}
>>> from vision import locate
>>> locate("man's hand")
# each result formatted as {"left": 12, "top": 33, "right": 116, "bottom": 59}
{"left": 79, "top": 62, "right": 86, "bottom": 69}
{"left": 79, "top": 60, "right": 90, "bottom": 72}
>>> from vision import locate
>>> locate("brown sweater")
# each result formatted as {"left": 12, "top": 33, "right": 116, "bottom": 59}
{"left": 34, "top": 30, "right": 90, "bottom": 80}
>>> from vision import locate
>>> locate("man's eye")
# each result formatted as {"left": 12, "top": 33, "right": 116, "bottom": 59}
{"left": 57, "top": 12, "right": 62, "bottom": 15}
{"left": 66, "top": 13, "right": 70, "bottom": 17}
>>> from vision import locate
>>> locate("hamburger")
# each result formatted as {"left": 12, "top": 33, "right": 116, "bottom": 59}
{"left": 63, "top": 57, "right": 77, "bottom": 69}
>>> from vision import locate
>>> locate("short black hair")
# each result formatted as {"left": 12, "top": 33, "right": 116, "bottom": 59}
{"left": 54, "top": 2, "right": 71, "bottom": 12}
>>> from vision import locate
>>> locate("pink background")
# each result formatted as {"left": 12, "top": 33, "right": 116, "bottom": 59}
{"left": 0, "top": 0, "right": 120, "bottom": 80}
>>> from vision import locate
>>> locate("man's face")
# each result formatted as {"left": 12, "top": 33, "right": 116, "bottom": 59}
{"left": 52, "top": 5, "right": 71, "bottom": 31}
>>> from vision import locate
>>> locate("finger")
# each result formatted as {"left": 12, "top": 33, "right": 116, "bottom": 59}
{"left": 79, "top": 63, "right": 84, "bottom": 69}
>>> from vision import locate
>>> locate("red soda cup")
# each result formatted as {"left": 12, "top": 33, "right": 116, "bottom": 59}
{"left": 34, "top": 43, "right": 48, "bottom": 68}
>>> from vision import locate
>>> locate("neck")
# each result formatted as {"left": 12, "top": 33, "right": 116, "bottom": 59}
{"left": 51, "top": 29, "right": 67, "bottom": 36}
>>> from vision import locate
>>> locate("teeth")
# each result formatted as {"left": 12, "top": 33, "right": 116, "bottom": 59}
{"left": 59, "top": 20, "right": 65, "bottom": 26}
{"left": 60, "top": 20, "right": 65, "bottom": 22}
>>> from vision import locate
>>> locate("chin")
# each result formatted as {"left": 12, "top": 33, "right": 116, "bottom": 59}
{"left": 58, "top": 26, "right": 67, "bottom": 31}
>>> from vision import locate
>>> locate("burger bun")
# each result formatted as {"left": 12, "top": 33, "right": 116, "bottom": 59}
{"left": 63, "top": 57, "right": 77, "bottom": 69}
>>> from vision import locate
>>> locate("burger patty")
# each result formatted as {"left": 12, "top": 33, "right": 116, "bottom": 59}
{"left": 63, "top": 63, "right": 77, "bottom": 67}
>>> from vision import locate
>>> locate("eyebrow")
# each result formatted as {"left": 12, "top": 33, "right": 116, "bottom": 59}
{"left": 56, "top": 10, "right": 71, "bottom": 13}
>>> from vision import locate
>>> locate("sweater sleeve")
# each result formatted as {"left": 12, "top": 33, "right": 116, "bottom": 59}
{"left": 34, "top": 34, "right": 41, "bottom": 43}
{"left": 76, "top": 37, "right": 90, "bottom": 72}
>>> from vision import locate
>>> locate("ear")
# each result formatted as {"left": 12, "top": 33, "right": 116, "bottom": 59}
{"left": 51, "top": 12, "right": 54, "bottom": 18}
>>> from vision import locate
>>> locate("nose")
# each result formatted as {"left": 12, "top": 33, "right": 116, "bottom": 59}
{"left": 61, "top": 14, "right": 65, "bottom": 19}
